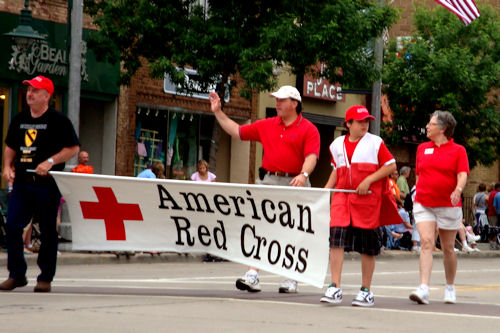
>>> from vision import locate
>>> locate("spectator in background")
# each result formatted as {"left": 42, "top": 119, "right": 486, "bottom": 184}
{"left": 386, "top": 204, "right": 413, "bottom": 250}
{"left": 153, "top": 163, "right": 166, "bottom": 179}
{"left": 487, "top": 183, "right": 499, "bottom": 227}
{"left": 389, "top": 170, "right": 403, "bottom": 205}
{"left": 72, "top": 151, "right": 93, "bottom": 174}
{"left": 457, "top": 222, "right": 480, "bottom": 252}
{"left": 191, "top": 159, "right": 216, "bottom": 182}
{"left": 472, "top": 183, "right": 488, "bottom": 239}
{"left": 137, "top": 163, "right": 165, "bottom": 179}
{"left": 493, "top": 189, "right": 500, "bottom": 249}
{"left": 191, "top": 159, "right": 218, "bottom": 262}
{"left": 397, "top": 166, "right": 411, "bottom": 200}
{"left": 409, "top": 185, "right": 421, "bottom": 252}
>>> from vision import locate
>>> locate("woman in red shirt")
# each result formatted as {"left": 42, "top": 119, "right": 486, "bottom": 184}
{"left": 409, "top": 111, "right": 469, "bottom": 305}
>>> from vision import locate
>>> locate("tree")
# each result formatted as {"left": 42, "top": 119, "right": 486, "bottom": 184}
{"left": 382, "top": 4, "right": 500, "bottom": 168}
{"left": 84, "top": 0, "right": 398, "bottom": 99}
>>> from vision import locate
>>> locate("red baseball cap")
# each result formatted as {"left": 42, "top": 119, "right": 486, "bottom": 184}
{"left": 23, "top": 75, "right": 54, "bottom": 96}
{"left": 345, "top": 105, "right": 375, "bottom": 121}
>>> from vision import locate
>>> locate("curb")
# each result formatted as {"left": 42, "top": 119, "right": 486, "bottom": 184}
{"left": 0, "top": 251, "right": 207, "bottom": 267}
{"left": 1, "top": 248, "right": 499, "bottom": 267}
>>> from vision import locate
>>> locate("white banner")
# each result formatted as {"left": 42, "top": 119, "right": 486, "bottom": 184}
{"left": 52, "top": 172, "right": 331, "bottom": 288}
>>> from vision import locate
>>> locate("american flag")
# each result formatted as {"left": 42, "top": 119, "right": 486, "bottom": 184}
{"left": 435, "top": 0, "right": 481, "bottom": 25}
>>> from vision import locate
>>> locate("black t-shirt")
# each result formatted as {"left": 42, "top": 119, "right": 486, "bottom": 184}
{"left": 5, "top": 108, "right": 80, "bottom": 176}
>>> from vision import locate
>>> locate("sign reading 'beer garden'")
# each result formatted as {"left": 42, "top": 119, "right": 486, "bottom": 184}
{"left": 0, "top": 12, "right": 120, "bottom": 96}
{"left": 8, "top": 40, "right": 89, "bottom": 81}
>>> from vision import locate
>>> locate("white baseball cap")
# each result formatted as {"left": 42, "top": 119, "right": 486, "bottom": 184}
{"left": 269, "top": 85, "right": 302, "bottom": 102}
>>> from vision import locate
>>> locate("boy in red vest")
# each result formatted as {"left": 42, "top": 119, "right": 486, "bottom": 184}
{"left": 320, "top": 105, "right": 399, "bottom": 307}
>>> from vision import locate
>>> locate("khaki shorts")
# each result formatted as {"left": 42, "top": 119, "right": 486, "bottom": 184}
{"left": 256, "top": 174, "right": 311, "bottom": 187}
{"left": 488, "top": 215, "right": 498, "bottom": 227}
{"left": 413, "top": 202, "right": 462, "bottom": 230}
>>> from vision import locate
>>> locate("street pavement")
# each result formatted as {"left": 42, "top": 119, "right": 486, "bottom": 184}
{"left": 0, "top": 244, "right": 499, "bottom": 332}
{"left": 2, "top": 241, "right": 499, "bottom": 267}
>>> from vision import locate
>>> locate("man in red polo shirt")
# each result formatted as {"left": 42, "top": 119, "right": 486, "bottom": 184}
{"left": 209, "top": 86, "right": 320, "bottom": 293}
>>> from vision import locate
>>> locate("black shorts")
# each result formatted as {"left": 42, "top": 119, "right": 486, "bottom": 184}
{"left": 329, "top": 226, "right": 383, "bottom": 256}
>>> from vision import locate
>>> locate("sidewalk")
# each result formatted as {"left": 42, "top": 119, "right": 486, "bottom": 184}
{"left": 1, "top": 242, "right": 499, "bottom": 267}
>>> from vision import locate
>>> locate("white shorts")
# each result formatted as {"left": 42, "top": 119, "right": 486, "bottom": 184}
{"left": 413, "top": 202, "right": 462, "bottom": 230}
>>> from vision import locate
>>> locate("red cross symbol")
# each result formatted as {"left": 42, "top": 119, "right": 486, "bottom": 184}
{"left": 80, "top": 187, "right": 143, "bottom": 241}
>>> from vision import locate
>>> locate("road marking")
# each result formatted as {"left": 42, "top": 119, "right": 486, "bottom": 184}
{"left": 25, "top": 292, "right": 500, "bottom": 320}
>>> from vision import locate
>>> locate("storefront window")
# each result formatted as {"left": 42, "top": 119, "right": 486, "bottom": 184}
{"left": 134, "top": 107, "right": 214, "bottom": 179}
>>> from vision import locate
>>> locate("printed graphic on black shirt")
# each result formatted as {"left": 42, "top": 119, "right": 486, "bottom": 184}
{"left": 6, "top": 109, "right": 79, "bottom": 173}
{"left": 21, "top": 128, "right": 37, "bottom": 163}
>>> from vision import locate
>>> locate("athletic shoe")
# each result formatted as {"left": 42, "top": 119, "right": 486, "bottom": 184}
{"left": 472, "top": 247, "right": 480, "bottom": 252}
{"left": 462, "top": 244, "right": 473, "bottom": 252}
{"left": 466, "top": 233, "right": 480, "bottom": 243}
{"left": 235, "top": 271, "right": 261, "bottom": 292}
{"left": 444, "top": 285, "right": 456, "bottom": 304}
{"left": 320, "top": 283, "right": 343, "bottom": 304}
{"left": 411, "top": 246, "right": 421, "bottom": 252}
{"left": 352, "top": 288, "right": 374, "bottom": 307}
{"left": 409, "top": 286, "right": 430, "bottom": 304}
{"left": 278, "top": 279, "right": 297, "bottom": 293}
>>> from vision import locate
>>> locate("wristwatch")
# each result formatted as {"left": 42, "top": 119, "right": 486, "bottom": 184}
{"left": 47, "top": 158, "right": 54, "bottom": 165}
{"left": 301, "top": 171, "right": 309, "bottom": 178}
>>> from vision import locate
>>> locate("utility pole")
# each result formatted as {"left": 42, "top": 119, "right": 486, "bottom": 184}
{"left": 68, "top": 0, "right": 83, "bottom": 137}
{"left": 370, "top": 0, "right": 384, "bottom": 136}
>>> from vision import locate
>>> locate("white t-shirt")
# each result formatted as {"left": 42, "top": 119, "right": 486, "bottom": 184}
{"left": 191, "top": 171, "right": 216, "bottom": 182}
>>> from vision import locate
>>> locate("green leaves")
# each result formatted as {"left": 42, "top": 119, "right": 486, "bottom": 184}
{"left": 383, "top": 4, "right": 500, "bottom": 168}
{"left": 85, "top": 0, "right": 397, "bottom": 97}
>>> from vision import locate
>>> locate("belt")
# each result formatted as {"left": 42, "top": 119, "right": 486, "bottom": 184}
{"left": 265, "top": 170, "right": 299, "bottom": 178}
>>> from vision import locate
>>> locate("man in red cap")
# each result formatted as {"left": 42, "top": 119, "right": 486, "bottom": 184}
{"left": 0, "top": 75, "right": 79, "bottom": 293}
{"left": 320, "top": 105, "right": 399, "bottom": 307}
{"left": 209, "top": 86, "right": 320, "bottom": 293}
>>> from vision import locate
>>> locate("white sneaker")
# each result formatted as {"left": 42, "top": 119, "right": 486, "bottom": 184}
{"left": 466, "top": 233, "right": 480, "bottom": 243}
{"left": 352, "top": 289, "right": 374, "bottom": 307}
{"left": 444, "top": 285, "right": 456, "bottom": 304}
{"left": 409, "top": 286, "right": 430, "bottom": 304}
{"left": 472, "top": 247, "right": 480, "bottom": 252}
{"left": 411, "top": 246, "right": 421, "bottom": 252}
{"left": 462, "top": 244, "right": 473, "bottom": 252}
{"left": 320, "top": 284, "right": 343, "bottom": 304}
{"left": 235, "top": 271, "right": 261, "bottom": 292}
{"left": 278, "top": 279, "right": 297, "bottom": 293}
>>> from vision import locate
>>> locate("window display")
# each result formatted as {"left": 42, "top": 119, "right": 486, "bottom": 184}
{"left": 134, "top": 107, "right": 214, "bottom": 179}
